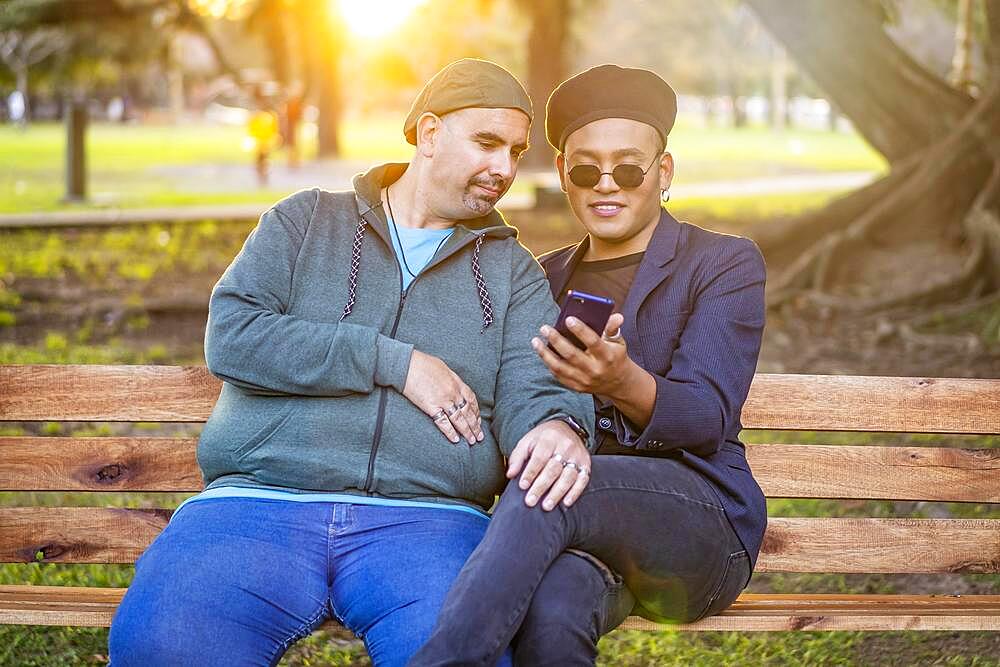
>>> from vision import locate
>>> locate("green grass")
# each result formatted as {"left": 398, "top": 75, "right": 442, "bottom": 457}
{"left": 670, "top": 189, "right": 845, "bottom": 223}
{"left": 0, "top": 113, "right": 886, "bottom": 213}
{"left": 668, "top": 116, "right": 887, "bottom": 176}
{"left": 0, "top": 221, "right": 252, "bottom": 282}
{"left": 0, "top": 338, "right": 175, "bottom": 365}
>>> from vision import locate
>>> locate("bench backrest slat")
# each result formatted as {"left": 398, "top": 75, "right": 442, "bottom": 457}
{"left": 0, "top": 365, "right": 220, "bottom": 422}
{"left": 0, "top": 437, "right": 202, "bottom": 492}
{"left": 2, "top": 508, "right": 997, "bottom": 574}
{"left": 3, "top": 366, "right": 1000, "bottom": 433}
{"left": 2, "top": 438, "right": 997, "bottom": 503}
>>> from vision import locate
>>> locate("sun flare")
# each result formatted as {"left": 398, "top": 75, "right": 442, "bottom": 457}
{"left": 337, "top": 0, "right": 428, "bottom": 38}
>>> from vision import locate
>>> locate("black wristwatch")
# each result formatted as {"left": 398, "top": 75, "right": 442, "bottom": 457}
{"left": 553, "top": 415, "right": 589, "bottom": 445}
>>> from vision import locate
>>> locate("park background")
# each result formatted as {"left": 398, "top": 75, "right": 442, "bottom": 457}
{"left": 1, "top": 0, "right": 998, "bottom": 664}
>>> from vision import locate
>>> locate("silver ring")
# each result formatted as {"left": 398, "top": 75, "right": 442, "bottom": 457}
{"left": 445, "top": 403, "right": 462, "bottom": 417}
{"left": 578, "top": 466, "right": 589, "bottom": 476}
{"left": 456, "top": 398, "right": 468, "bottom": 410}
{"left": 563, "top": 460, "right": 579, "bottom": 472}
{"left": 432, "top": 409, "right": 448, "bottom": 421}
{"left": 603, "top": 330, "right": 624, "bottom": 344}
{"left": 551, "top": 452, "right": 564, "bottom": 464}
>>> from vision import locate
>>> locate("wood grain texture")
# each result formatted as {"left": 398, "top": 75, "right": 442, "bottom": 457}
{"left": 747, "top": 444, "right": 1000, "bottom": 502}
{"left": 742, "top": 374, "right": 1000, "bottom": 433}
{"left": 0, "top": 508, "right": 170, "bottom": 563}
{"left": 0, "top": 365, "right": 220, "bottom": 422}
{"left": 0, "top": 437, "right": 203, "bottom": 491}
{"left": 4, "top": 366, "right": 1000, "bottom": 433}
{"left": 758, "top": 518, "right": 1000, "bottom": 573}
{"left": 3, "top": 510, "right": 997, "bottom": 574}
{"left": 3, "top": 587, "right": 998, "bottom": 630}
{"left": 3, "top": 438, "right": 996, "bottom": 503}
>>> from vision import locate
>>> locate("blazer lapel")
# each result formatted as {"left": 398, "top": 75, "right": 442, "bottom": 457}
{"left": 621, "top": 210, "right": 682, "bottom": 366}
{"left": 545, "top": 238, "right": 590, "bottom": 302}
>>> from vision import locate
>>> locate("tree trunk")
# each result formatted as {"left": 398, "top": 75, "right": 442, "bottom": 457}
{"left": 741, "top": 0, "right": 1000, "bottom": 315}
{"left": 520, "top": 0, "right": 568, "bottom": 169}
{"left": 302, "top": 0, "right": 343, "bottom": 158}
{"left": 746, "top": 0, "right": 973, "bottom": 164}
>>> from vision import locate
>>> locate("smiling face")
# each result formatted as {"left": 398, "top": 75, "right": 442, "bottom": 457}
{"left": 557, "top": 117, "right": 673, "bottom": 258}
{"left": 420, "top": 107, "right": 530, "bottom": 219}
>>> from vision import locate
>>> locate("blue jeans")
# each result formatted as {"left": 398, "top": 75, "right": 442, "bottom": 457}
{"left": 411, "top": 455, "right": 752, "bottom": 666}
{"left": 108, "top": 498, "right": 512, "bottom": 667}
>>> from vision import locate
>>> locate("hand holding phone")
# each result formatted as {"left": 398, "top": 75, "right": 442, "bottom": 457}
{"left": 553, "top": 290, "right": 615, "bottom": 351}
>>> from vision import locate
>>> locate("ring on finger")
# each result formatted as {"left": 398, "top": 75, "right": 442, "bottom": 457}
{"left": 551, "top": 452, "right": 565, "bottom": 464}
{"left": 432, "top": 409, "right": 448, "bottom": 421}
{"left": 564, "top": 460, "right": 579, "bottom": 472}
{"left": 455, "top": 398, "right": 468, "bottom": 410}
{"left": 576, "top": 465, "right": 589, "bottom": 476}
{"left": 445, "top": 403, "right": 462, "bottom": 417}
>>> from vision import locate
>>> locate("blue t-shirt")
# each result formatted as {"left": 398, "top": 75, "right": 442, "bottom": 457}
{"left": 175, "top": 221, "right": 478, "bottom": 519}
{"left": 388, "top": 220, "right": 454, "bottom": 291}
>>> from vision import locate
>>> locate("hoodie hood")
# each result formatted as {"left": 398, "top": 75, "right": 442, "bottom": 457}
{"left": 343, "top": 163, "right": 518, "bottom": 332}
{"left": 351, "top": 162, "right": 519, "bottom": 238}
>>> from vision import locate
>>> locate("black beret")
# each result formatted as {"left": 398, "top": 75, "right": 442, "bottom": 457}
{"left": 545, "top": 64, "right": 677, "bottom": 152}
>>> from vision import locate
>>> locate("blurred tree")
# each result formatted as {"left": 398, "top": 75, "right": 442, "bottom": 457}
{"left": 950, "top": 0, "right": 977, "bottom": 92}
{"left": 573, "top": 0, "right": 778, "bottom": 128}
{"left": 244, "top": 0, "right": 345, "bottom": 157}
{"left": 0, "top": 0, "right": 249, "bottom": 114}
{"left": 516, "top": 0, "right": 569, "bottom": 168}
{"left": 0, "top": 28, "right": 69, "bottom": 121}
{"left": 745, "top": 0, "right": 1000, "bottom": 317}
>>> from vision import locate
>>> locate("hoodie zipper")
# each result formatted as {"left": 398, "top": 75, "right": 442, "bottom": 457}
{"left": 358, "top": 219, "right": 498, "bottom": 494}
{"left": 363, "top": 286, "right": 406, "bottom": 493}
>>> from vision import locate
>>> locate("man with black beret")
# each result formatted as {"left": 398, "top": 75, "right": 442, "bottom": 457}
{"left": 413, "top": 64, "right": 767, "bottom": 665}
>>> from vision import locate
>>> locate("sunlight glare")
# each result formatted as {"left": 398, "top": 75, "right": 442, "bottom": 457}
{"left": 337, "top": 0, "right": 428, "bottom": 38}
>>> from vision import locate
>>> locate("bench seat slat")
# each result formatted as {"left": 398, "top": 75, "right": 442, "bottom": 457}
{"left": 750, "top": 444, "right": 1000, "bottom": 502}
{"left": 2, "top": 438, "right": 998, "bottom": 503}
{"left": 4, "top": 366, "right": 1000, "bottom": 433}
{"left": 2, "top": 509, "right": 997, "bottom": 574}
{"left": 2, "top": 587, "right": 997, "bottom": 630}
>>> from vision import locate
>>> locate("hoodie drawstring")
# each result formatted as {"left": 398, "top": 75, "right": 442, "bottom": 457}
{"left": 340, "top": 215, "right": 367, "bottom": 321}
{"left": 341, "top": 213, "right": 494, "bottom": 333}
{"left": 471, "top": 235, "right": 494, "bottom": 332}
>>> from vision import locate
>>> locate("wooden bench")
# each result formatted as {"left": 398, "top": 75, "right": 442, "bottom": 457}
{"left": 1, "top": 365, "right": 998, "bottom": 632}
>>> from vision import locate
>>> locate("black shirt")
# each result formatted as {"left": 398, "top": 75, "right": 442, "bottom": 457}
{"left": 564, "top": 251, "right": 644, "bottom": 455}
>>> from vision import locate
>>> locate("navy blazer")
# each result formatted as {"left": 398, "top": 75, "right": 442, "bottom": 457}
{"left": 539, "top": 209, "right": 768, "bottom": 568}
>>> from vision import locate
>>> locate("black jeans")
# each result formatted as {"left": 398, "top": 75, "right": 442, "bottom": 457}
{"left": 409, "top": 455, "right": 752, "bottom": 667}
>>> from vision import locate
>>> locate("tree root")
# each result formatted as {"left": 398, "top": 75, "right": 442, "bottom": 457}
{"left": 897, "top": 323, "right": 984, "bottom": 353}
{"left": 762, "top": 85, "right": 1000, "bottom": 312}
{"left": 773, "top": 223, "right": 989, "bottom": 314}
{"left": 903, "top": 289, "right": 1000, "bottom": 328}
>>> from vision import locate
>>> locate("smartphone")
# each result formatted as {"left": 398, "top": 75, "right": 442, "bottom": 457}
{"left": 554, "top": 290, "right": 615, "bottom": 350}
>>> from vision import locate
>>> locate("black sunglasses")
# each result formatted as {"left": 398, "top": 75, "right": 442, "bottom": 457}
{"left": 567, "top": 153, "right": 662, "bottom": 189}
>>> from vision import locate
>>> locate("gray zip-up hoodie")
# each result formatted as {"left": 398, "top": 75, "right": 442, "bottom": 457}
{"left": 196, "top": 163, "right": 595, "bottom": 512}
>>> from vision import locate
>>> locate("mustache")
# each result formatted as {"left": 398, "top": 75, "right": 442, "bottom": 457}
{"left": 468, "top": 177, "right": 507, "bottom": 193}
